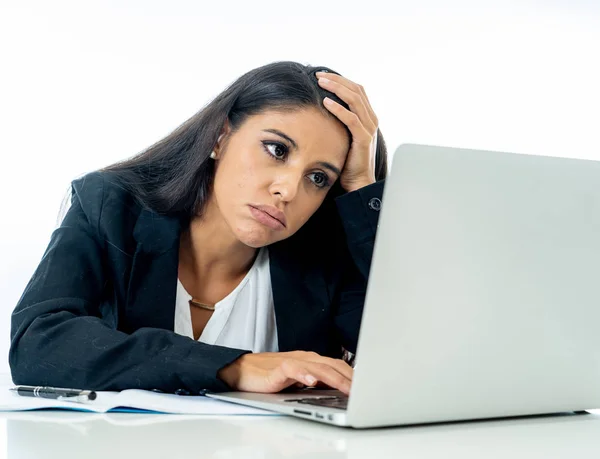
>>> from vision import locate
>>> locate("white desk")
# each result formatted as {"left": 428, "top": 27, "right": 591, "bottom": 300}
{"left": 2, "top": 372, "right": 599, "bottom": 457}
{"left": 1, "top": 408, "right": 600, "bottom": 458}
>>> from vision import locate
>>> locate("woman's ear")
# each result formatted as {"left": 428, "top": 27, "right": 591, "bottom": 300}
{"left": 214, "top": 119, "right": 232, "bottom": 155}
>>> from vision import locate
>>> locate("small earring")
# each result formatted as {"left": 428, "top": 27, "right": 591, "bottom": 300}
{"left": 210, "top": 151, "right": 217, "bottom": 159}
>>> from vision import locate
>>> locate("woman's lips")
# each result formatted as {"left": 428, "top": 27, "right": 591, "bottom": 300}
{"left": 249, "top": 206, "right": 286, "bottom": 230}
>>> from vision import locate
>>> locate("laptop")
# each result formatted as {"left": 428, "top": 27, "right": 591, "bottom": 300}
{"left": 207, "top": 143, "right": 600, "bottom": 428}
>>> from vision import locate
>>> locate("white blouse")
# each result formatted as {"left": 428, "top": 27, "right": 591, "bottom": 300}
{"left": 173, "top": 247, "right": 279, "bottom": 353}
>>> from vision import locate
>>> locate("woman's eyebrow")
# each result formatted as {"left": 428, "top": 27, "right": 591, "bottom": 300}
{"left": 262, "top": 128, "right": 342, "bottom": 176}
{"left": 262, "top": 129, "right": 298, "bottom": 149}
{"left": 316, "top": 161, "right": 341, "bottom": 176}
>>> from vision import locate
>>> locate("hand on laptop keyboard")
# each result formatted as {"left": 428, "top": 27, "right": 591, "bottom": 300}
{"left": 218, "top": 351, "right": 354, "bottom": 395}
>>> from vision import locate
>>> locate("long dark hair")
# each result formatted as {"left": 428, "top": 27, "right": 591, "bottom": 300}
{"left": 60, "top": 61, "right": 389, "bottom": 230}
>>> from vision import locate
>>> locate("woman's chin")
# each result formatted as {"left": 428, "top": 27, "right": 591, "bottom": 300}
{"left": 235, "top": 225, "right": 279, "bottom": 248}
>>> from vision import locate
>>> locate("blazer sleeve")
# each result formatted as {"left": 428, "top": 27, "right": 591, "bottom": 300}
{"left": 331, "top": 180, "right": 385, "bottom": 354}
{"left": 9, "top": 178, "right": 249, "bottom": 394}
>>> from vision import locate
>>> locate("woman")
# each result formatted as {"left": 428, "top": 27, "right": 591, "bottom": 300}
{"left": 9, "top": 61, "right": 388, "bottom": 396}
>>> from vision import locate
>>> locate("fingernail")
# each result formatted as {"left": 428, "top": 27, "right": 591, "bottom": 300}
{"left": 305, "top": 375, "right": 317, "bottom": 385}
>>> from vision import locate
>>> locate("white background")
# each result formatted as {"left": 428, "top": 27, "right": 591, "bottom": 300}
{"left": 0, "top": 0, "right": 599, "bottom": 374}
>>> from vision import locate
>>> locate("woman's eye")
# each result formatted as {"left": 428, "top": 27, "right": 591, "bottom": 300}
{"left": 263, "top": 141, "right": 330, "bottom": 189}
{"left": 309, "top": 172, "right": 330, "bottom": 188}
{"left": 263, "top": 141, "right": 288, "bottom": 160}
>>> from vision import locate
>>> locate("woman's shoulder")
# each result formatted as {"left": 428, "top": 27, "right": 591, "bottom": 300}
{"left": 71, "top": 170, "right": 138, "bottom": 206}
{"left": 71, "top": 169, "right": 143, "bottom": 213}
{"left": 69, "top": 171, "right": 146, "bottom": 249}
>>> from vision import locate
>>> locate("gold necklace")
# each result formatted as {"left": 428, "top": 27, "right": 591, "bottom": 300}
{"left": 189, "top": 298, "right": 216, "bottom": 311}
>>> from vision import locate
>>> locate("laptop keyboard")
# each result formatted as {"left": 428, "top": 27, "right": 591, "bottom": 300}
{"left": 284, "top": 396, "right": 348, "bottom": 410}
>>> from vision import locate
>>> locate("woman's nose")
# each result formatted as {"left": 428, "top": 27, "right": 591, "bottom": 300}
{"left": 270, "top": 171, "right": 302, "bottom": 201}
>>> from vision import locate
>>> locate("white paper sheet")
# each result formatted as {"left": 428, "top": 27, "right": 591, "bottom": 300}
{"left": 0, "top": 386, "right": 277, "bottom": 415}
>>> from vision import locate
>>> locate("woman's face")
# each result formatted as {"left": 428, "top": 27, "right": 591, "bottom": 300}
{"left": 210, "top": 107, "right": 350, "bottom": 248}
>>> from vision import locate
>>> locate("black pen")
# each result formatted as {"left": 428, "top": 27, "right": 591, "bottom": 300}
{"left": 10, "top": 385, "right": 97, "bottom": 403}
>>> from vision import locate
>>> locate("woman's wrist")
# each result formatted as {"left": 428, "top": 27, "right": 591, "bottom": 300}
{"left": 343, "top": 177, "right": 376, "bottom": 193}
{"left": 218, "top": 356, "right": 244, "bottom": 389}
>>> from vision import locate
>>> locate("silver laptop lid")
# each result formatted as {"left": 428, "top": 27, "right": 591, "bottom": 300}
{"left": 348, "top": 144, "right": 600, "bottom": 428}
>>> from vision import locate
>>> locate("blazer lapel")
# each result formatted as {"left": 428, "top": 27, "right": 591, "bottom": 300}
{"left": 124, "top": 208, "right": 182, "bottom": 333}
{"left": 268, "top": 240, "right": 330, "bottom": 354}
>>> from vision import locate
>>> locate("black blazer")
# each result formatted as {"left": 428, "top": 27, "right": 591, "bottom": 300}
{"left": 9, "top": 171, "right": 384, "bottom": 393}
